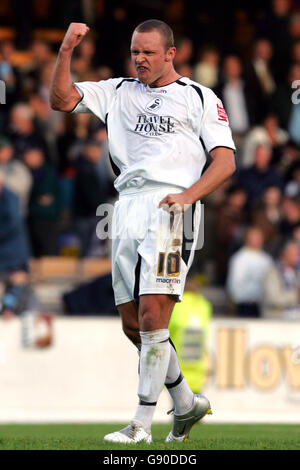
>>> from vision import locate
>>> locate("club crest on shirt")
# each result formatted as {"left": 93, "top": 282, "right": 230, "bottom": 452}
{"left": 146, "top": 97, "right": 163, "bottom": 112}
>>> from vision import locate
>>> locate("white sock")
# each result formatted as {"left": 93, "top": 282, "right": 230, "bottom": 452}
{"left": 135, "top": 339, "right": 194, "bottom": 416}
{"left": 133, "top": 329, "right": 170, "bottom": 433}
{"left": 165, "top": 340, "right": 194, "bottom": 415}
{"left": 166, "top": 376, "right": 194, "bottom": 415}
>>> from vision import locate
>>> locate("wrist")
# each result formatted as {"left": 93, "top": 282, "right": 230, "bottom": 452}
{"left": 59, "top": 45, "right": 74, "bottom": 55}
{"left": 183, "top": 188, "right": 198, "bottom": 205}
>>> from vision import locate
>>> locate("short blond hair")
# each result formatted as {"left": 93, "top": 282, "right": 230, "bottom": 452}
{"left": 134, "top": 19, "right": 174, "bottom": 51}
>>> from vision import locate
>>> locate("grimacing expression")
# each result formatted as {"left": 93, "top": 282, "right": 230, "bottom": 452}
{"left": 130, "top": 30, "right": 174, "bottom": 85}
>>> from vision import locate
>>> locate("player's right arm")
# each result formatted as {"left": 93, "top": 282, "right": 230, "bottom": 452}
{"left": 49, "top": 23, "right": 90, "bottom": 112}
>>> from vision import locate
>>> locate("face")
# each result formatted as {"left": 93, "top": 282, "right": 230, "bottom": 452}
{"left": 264, "top": 114, "right": 278, "bottom": 130}
{"left": 224, "top": 56, "right": 242, "bottom": 79}
{"left": 229, "top": 190, "right": 246, "bottom": 208}
{"left": 264, "top": 186, "right": 281, "bottom": 206}
{"left": 23, "top": 149, "right": 44, "bottom": 169}
{"left": 255, "top": 40, "right": 273, "bottom": 61}
{"left": 282, "top": 198, "right": 300, "bottom": 220}
{"left": 10, "top": 106, "right": 33, "bottom": 133}
{"left": 202, "top": 50, "right": 219, "bottom": 66}
{"left": 282, "top": 243, "right": 299, "bottom": 268}
{"left": 84, "top": 144, "right": 103, "bottom": 163}
{"left": 130, "top": 30, "right": 175, "bottom": 85}
{"left": 273, "top": 0, "right": 290, "bottom": 16}
{"left": 255, "top": 145, "right": 272, "bottom": 170}
{"left": 0, "top": 145, "right": 13, "bottom": 164}
{"left": 245, "top": 228, "right": 264, "bottom": 250}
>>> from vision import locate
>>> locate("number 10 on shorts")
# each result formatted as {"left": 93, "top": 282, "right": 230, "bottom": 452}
{"left": 157, "top": 251, "right": 181, "bottom": 277}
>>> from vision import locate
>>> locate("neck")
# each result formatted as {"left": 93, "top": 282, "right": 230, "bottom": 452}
{"left": 149, "top": 68, "right": 181, "bottom": 88}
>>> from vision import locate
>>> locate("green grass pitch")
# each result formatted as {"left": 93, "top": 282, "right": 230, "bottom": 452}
{"left": 0, "top": 423, "right": 299, "bottom": 450}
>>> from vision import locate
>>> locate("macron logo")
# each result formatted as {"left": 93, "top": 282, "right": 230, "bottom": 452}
{"left": 217, "top": 103, "right": 228, "bottom": 122}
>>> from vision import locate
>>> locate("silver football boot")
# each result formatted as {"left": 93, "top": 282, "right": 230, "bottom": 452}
{"left": 104, "top": 422, "right": 152, "bottom": 444}
{"left": 166, "top": 394, "right": 212, "bottom": 442}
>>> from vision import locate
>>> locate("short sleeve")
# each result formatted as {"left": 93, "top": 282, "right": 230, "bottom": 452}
{"left": 200, "top": 91, "right": 236, "bottom": 153}
{"left": 72, "top": 78, "right": 121, "bottom": 122}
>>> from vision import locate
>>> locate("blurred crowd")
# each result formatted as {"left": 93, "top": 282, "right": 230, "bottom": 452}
{"left": 1, "top": 0, "right": 300, "bottom": 319}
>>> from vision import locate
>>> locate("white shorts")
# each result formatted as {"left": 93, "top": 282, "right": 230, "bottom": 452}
{"left": 111, "top": 182, "right": 201, "bottom": 306}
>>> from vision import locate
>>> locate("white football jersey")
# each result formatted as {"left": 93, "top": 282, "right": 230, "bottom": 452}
{"left": 73, "top": 76, "right": 235, "bottom": 193}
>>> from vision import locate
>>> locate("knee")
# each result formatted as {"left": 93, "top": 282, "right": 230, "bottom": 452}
{"left": 139, "top": 309, "right": 160, "bottom": 332}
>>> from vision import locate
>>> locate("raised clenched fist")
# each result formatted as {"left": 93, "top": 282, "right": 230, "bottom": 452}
{"left": 60, "top": 23, "right": 90, "bottom": 52}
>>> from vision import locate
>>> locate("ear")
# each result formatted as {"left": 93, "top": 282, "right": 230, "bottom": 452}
{"left": 165, "top": 46, "right": 176, "bottom": 62}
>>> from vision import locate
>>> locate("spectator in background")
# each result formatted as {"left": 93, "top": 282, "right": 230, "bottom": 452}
{"left": 20, "top": 39, "right": 54, "bottom": 94}
{"left": 0, "top": 171, "right": 36, "bottom": 319}
{"left": 8, "top": 103, "right": 48, "bottom": 160}
{"left": 95, "top": 65, "right": 114, "bottom": 82}
{"left": 238, "top": 144, "right": 283, "bottom": 206}
{"left": 95, "top": 4, "right": 132, "bottom": 76}
{"left": 226, "top": 226, "right": 273, "bottom": 317}
{"left": 251, "top": 185, "right": 283, "bottom": 255}
{"left": 193, "top": 46, "right": 219, "bottom": 88}
{"left": 23, "top": 147, "right": 60, "bottom": 257}
{"left": 57, "top": 112, "right": 94, "bottom": 174}
{"left": 90, "top": 123, "right": 116, "bottom": 199}
{"left": 289, "top": 12, "right": 300, "bottom": 44}
{"left": 279, "top": 196, "right": 300, "bottom": 240}
{"left": 291, "top": 222, "right": 300, "bottom": 247}
{"left": 250, "top": 38, "right": 276, "bottom": 95}
{"left": 242, "top": 112, "right": 289, "bottom": 168}
{"left": 0, "top": 172, "right": 30, "bottom": 273}
{"left": 0, "top": 171, "right": 34, "bottom": 319}
{"left": 256, "top": 0, "right": 292, "bottom": 83}
{"left": 28, "top": 90, "right": 63, "bottom": 167}
{"left": 285, "top": 160, "right": 300, "bottom": 198}
{"left": 0, "top": 136, "right": 32, "bottom": 215}
{"left": 71, "top": 55, "right": 96, "bottom": 82}
{"left": 74, "top": 36, "right": 97, "bottom": 74}
{"left": 29, "top": 60, "right": 65, "bottom": 166}
{"left": 277, "top": 140, "right": 300, "bottom": 177}
{"left": 263, "top": 240, "right": 300, "bottom": 319}
{"left": 73, "top": 139, "right": 109, "bottom": 257}
{"left": 173, "top": 36, "right": 193, "bottom": 70}
{"left": 215, "top": 55, "right": 256, "bottom": 153}
{"left": 245, "top": 39, "right": 276, "bottom": 122}
{"left": 215, "top": 185, "right": 247, "bottom": 284}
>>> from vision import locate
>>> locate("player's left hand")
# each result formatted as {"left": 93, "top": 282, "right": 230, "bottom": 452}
{"left": 158, "top": 192, "right": 192, "bottom": 212}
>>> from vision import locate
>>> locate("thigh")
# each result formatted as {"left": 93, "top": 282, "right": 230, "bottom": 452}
{"left": 111, "top": 199, "right": 140, "bottom": 306}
